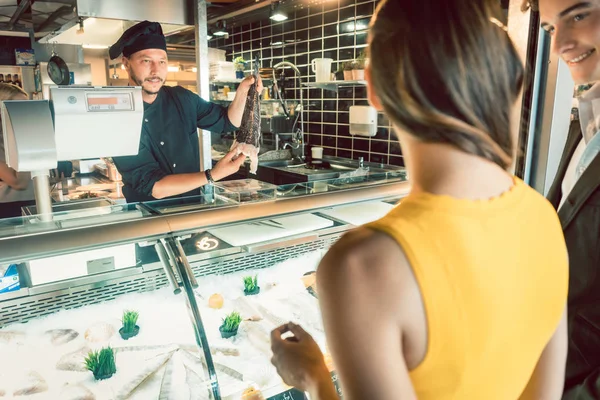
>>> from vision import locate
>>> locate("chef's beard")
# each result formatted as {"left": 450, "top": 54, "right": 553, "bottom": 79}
{"left": 129, "top": 69, "right": 163, "bottom": 95}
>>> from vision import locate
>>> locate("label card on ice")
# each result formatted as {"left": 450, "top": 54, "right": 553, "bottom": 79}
{"left": 266, "top": 388, "right": 306, "bottom": 400}
{"left": 87, "top": 256, "right": 115, "bottom": 275}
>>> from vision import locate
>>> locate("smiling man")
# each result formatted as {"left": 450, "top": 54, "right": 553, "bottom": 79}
{"left": 108, "top": 21, "right": 262, "bottom": 202}
{"left": 523, "top": 0, "right": 600, "bottom": 397}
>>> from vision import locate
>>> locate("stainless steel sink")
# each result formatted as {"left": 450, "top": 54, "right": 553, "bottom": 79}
{"left": 250, "top": 156, "right": 405, "bottom": 185}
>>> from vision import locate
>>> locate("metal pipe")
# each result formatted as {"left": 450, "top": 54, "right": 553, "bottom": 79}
{"left": 8, "top": 0, "right": 31, "bottom": 30}
{"left": 154, "top": 242, "right": 182, "bottom": 294}
{"left": 31, "top": 172, "right": 52, "bottom": 222}
{"left": 174, "top": 239, "right": 199, "bottom": 288}
{"left": 195, "top": 0, "right": 214, "bottom": 201}
{"left": 166, "top": 236, "right": 221, "bottom": 400}
{"left": 272, "top": 61, "right": 305, "bottom": 152}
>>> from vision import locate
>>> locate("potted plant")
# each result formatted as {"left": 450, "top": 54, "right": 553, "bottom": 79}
{"left": 243, "top": 275, "right": 260, "bottom": 296}
{"left": 233, "top": 56, "right": 246, "bottom": 79}
{"left": 119, "top": 310, "right": 140, "bottom": 340}
{"left": 84, "top": 346, "right": 117, "bottom": 380}
{"left": 352, "top": 51, "right": 367, "bottom": 80}
{"left": 219, "top": 311, "right": 242, "bottom": 339}
{"left": 343, "top": 61, "right": 354, "bottom": 81}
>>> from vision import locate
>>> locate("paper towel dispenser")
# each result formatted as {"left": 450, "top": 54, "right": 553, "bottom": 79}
{"left": 350, "top": 105, "right": 377, "bottom": 137}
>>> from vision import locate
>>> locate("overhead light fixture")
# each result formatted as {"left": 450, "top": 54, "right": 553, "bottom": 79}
{"left": 168, "top": 65, "right": 181, "bottom": 73}
{"left": 192, "top": 67, "right": 198, "bottom": 73}
{"left": 214, "top": 21, "right": 228, "bottom": 36}
{"left": 270, "top": 2, "right": 288, "bottom": 22}
{"left": 82, "top": 44, "right": 108, "bottom": 49}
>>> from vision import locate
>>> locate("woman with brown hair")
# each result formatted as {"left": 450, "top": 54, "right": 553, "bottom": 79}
{"left": 270, "top": 0, "right": 569, "bottom": 399}
{"left": 0, "top": 83, "right": 34, "bottom": 219}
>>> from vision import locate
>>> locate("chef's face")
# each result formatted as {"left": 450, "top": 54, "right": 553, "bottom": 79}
{"left": 540, "top": 0, "right": 600, "bottom": 84}
{"left": 124, "top": 49, "right": 168, "bottom": 95}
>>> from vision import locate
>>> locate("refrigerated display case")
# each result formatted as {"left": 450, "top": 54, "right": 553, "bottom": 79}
{"left": 0, "top": 177, "right": 408, "bottom": 399}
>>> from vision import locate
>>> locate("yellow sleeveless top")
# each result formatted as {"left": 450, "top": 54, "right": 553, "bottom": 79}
{"left": 366, "top": 177, "right": 568, "bottom": 399}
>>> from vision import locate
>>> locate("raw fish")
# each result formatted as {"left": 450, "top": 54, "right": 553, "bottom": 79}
{"left": 56, "top": 346, "right": 91, "bottom": 372}
{"left": 254, "top": 304, "right": 287, "bottom": 328}
{"left": 84, "top": 322, "right": 115, "bottom": 343}
{"left": 59, "top": 383, "right": 95, "bottom": 400}
{"left": 233, "top": 297, "right": 263, "bottom": 322}
{"left": 45, "top": 329, "right": 79, "bottom": 346}
{"left": 210, "top": 346, "right": 240, "bottom": 357}
{"left": 13, "top": 371, "right": 48, "bottom": 396}
{"left": 115, "top": 349, "right": 176, "bottom": 400}
{"left": 184, "top": 364, "right": 210, "bottom": 400}
{"left": 242, "top": 323, "right": 271, "bottom": 355}
{"left": 231, "top": 54, "right": 261, "bottom": 174}
{"left": 0, "top": 331, "right": 25, "bottom": 344}
{"left": 158, "top": 356, "right": 175, "bottom": 400}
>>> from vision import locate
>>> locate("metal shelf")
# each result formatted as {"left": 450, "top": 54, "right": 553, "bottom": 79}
{"left": 302, "top": 80, "right": 367, "bottom": 92}
{"left": 211, "top": 78, "right": 273, "bottom": 86}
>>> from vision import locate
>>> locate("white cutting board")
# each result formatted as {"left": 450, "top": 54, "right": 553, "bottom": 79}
{"left": 320, "top": 201, "right": 395, "bottom": 226}
{"left": 208, "top": 213, "right": 334, "bottom": 246}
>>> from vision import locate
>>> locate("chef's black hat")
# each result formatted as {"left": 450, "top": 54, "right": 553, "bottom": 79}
{"left": 109, "top": 21, "right": 166, "bottom": 59}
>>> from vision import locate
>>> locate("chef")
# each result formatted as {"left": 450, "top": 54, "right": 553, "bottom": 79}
{"left": 109, "top": 21, "right": 262, "bottom": 203}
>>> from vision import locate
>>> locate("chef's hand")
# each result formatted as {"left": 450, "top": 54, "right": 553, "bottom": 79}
{"left": 238, "top": 74, "right": 264, "bottom": 97}
{"left": 271, "top": 322, "right": 331, "bottom": 393}
{"left": 211, "top": 149, "right": 246, "bottom": 181}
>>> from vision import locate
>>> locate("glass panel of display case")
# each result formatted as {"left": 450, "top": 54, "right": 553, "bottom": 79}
{"left": 143, "top": 191, "right": 237, "bottom": 215}
{"left": 0, "top": 238, "right": 220, "bottom": 400}
{"left": 0, "top": 203, "right": 152, "bottom": 240}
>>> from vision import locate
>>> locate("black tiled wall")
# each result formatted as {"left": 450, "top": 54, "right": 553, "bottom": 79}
{"left": 210, "top": 0, "right": 403, "bottom": 166}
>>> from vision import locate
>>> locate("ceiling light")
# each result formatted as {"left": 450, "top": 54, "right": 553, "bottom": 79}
{"left": 192, "top": 67, "right": 197, "bottom": 73}
{"left": 214, "top": 21, "right": 228, "bottom": 36}
{"left": 168, "top": 65, "right": 180, "bottom": 73}
{"left": 82, "top": 44, "right": 108, "bottom": 49}
{"left": 270, "top": 2, "right": 288, "bottom": 22}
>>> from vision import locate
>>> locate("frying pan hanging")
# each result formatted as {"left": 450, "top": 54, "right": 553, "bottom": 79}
{"left": 47, "top": 50, "right": 70, "bottom": 85}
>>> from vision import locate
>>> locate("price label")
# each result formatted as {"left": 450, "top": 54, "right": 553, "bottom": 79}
{"left": 331, "top": 372, "right": 343, "bottom": 398}
{"left": 266, "top": 388, "right": 306, "bottom": 400}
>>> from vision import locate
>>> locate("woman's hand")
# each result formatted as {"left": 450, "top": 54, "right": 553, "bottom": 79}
{"left": 270, "top": 322, "right": 335, "bottom": 397}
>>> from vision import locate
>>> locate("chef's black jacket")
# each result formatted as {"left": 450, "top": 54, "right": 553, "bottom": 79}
{"left": 113, "top": 86, "right": 237, "bottom": 203}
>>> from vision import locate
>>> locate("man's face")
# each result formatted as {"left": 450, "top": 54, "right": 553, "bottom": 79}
{"left": 123, "top": 49, "right": 168, "bottom": 95}
{"left": 540, "top": 0, "right": 600, "bottom": 84}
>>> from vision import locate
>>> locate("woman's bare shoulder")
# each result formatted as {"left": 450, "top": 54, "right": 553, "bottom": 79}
{"left": 317, "top": 226, "right": 414, "bottom": 308}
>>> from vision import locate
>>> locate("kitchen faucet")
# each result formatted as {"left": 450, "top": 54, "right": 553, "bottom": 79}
{"left": 272, "top": 61, "right": 305, "bottom": 159}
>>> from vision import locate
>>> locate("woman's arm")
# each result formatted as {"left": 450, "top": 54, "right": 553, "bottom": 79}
{"left": 518, "top": 307, "right": 568, "bottom": 400}
{"left": 0, "top": 162, "right": 29, "bottom": 190}
{"left": 316, "top": 228, "right": 418, "bottom": 400}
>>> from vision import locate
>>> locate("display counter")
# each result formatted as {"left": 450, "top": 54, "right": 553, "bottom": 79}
{"left": 0, "top": 175, "right": 409, "bottom": 399}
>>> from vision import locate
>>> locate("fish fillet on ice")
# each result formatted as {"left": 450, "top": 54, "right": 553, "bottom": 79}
{"left": 59, "top": 383, "right": 95, "bottom": 400}
{"left": 231, "top": 55, "right": 261, "bottom": 174}
{"left": 13, "top": 371, "right": 48, "bottom": 396}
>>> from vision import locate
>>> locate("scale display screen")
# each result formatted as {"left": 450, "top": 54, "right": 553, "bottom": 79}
{"left": 85, "top": 92, "right": 133, "bottom": 112}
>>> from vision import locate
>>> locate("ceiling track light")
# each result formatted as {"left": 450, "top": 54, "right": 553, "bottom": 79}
{"left": 270, "top": 1, "right": 288, "bottom": 22}
{"left": 213, "top": 20, "right": 228, "bottom": 37}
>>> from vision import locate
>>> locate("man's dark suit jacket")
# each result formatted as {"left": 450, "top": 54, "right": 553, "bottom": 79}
{"left": 548, "top": 120, "right": 600, "bottom": 399}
